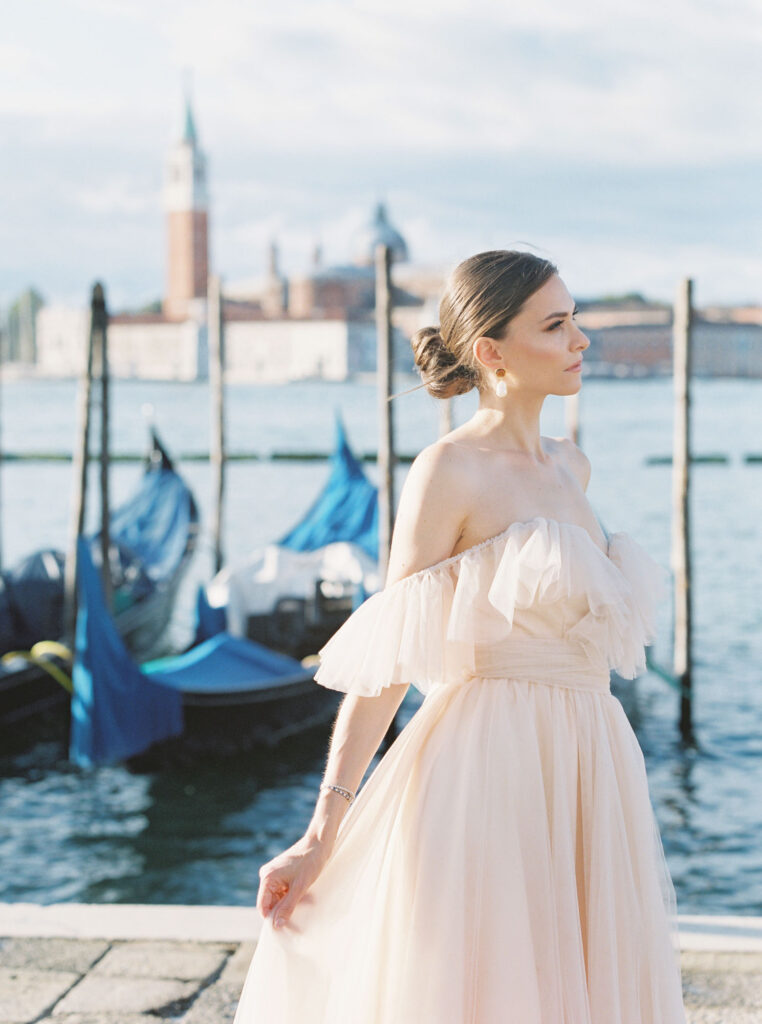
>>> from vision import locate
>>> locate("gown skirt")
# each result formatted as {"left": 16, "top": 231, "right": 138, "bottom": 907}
{"left": 232, "top": 517, "right": 687, "bottom": 1023}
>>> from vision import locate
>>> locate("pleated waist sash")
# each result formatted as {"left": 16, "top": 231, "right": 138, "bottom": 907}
{"left": 464, "top": 636, "right": 611, "bottom": 694}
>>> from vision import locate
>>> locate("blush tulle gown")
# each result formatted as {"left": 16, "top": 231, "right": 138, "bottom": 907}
{"left": 233, "top": 516, "right": 687, "bottom": 1023}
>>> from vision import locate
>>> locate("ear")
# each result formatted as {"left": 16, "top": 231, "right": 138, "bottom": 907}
{"left": 472, "top": 334, "right": 505, "bottom": 373}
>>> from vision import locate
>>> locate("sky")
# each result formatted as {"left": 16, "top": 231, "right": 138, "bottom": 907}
{"left": 2, "top": 0, "right": 761, "bottom": 311}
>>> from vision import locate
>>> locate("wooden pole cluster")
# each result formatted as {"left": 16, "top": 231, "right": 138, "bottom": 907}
{"left": 375, "top": 243, "right": 395, "bottom": 584}
{"left": 207, "top": 273, "right": 226, "bottom": 575}
{"left": 671, "top": 277, "right": 694, "bottom": 743}
{"left": 63, "top": 282, "right": 110, "bottom": 645}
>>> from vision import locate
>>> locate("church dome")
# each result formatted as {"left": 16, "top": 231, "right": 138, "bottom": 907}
{"left": 353, "top": 202, "right": 408, "bottom": 266}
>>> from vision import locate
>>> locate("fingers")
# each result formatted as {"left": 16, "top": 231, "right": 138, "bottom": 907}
{"left": 257, "top": 874, "right": 288, "bottom": 918}
{"left": 271, "top": 887, "right": 301, "bottom": 929}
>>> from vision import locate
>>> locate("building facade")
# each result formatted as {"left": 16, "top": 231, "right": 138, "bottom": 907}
{"left": 163, "top": 97, "right": 209, "bottom": 322}
{"left": 20, "top": 88, "right": 762, "bottom": 382}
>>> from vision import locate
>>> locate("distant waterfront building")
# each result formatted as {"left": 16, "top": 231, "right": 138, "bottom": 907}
{"left": 224, "top": 203, "right": 422, "bottom": 378}
{"left": 163, "top": 94, "right": 209, "bottom": 322}
{"left": 33, "top": 94, "right": 212, "bottom": 380}
{"left": 35, "top": 306, "right": 90, "bottom": 375}
{"left": 577, "top": 299, "right": 762, "bottom": 377}
{"left": 35, "top": 306, "right": 204, "bottom": 379}
{"left": 2, "top": 288, "right": 43, "bottom": 364}
{"left": 21, "top": 85, "right": 762, "bottom": 382}
{"left": 352, "top": 202, "right": 409, "bottom": 266}
{"left": 279, "top": 202, "right": 412, "bottom": 319}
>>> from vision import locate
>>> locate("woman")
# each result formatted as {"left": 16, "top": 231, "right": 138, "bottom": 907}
{"left": 233, "top": 250, "right": 687, "bottom": 1022}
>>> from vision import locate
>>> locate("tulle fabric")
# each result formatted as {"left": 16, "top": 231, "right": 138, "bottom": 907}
{"left": 313, "top": 516, "right": 670, "bottom": 697}
{"left": 234, "top": 517, "right": 685, "bottom": 1023}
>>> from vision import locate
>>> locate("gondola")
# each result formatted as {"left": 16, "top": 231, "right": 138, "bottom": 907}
{"left": 194, "top": 410, "right": 380, "bottom": 659}
{"left": 69, "top": 535, "right": 341, "bottom": 769}
{"left": 66, "top": 412, "right": 380, "bottom": 768}
{"left": 0, "top": 429, "right": 200, "bottom": 746}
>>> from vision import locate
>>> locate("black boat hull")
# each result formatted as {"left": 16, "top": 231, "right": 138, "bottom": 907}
{"left": 126, "top": 677, "right": 344, "bottom": 769}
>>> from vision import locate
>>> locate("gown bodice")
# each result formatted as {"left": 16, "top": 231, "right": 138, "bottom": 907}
{"left": 314, "top": 516, "right": 669, "bottom": 698}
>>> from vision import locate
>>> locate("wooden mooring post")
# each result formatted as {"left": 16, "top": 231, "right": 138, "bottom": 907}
{"left": 63, "top": 283, "right": 109, "bottom": 645}
{"left": 96, "top": 285, "right": 112, "bottom": 612}
{"left": 207, "top": 273, "right": 226, "bottom": 575}
{"left": 375, "top": 243, "right": 395, "bottom": 585}
{"left": 375, "top": 242, "right": 400, "bottom": 750}
{"left": 672, "top": 277, "right": 695, "bottom": 743}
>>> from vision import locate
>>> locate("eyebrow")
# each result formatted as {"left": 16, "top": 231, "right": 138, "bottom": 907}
{"left": 541, "top": 306, "right": 578, "bottom": 322}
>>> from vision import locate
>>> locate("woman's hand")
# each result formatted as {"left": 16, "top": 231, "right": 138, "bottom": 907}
{"left": 256, "top": 834, "right": 332, "bottom": 929}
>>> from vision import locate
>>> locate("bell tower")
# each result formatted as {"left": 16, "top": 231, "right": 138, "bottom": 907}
{"left": 163, "top": 91, "right": 209, "bottom": 320}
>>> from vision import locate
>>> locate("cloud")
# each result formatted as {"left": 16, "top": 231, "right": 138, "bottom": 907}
{"left": 140, "top": 0, "right": 762, "bottom": 165}
{"left": 2, "top": 0, "right": 760, "bottom": 305}
{"left": 6, "top": 0, "right": 758, "bottom": 162}
{"left": 72, "top": 179, "right": 158, "bottom": 216}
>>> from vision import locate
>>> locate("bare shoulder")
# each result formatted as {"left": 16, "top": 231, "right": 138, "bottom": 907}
{"left": 406, "top": 438, "right": 483, "bottom": 491}
{"left": 547, "top": 435, "right": 591, "bottom": 492}
{"left": 385, "top": 440, "right": 473, "bottom": 585}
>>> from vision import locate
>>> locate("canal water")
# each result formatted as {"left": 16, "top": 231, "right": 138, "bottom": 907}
{"left": 0, "top": 375, "right": 759, "bottom": 914}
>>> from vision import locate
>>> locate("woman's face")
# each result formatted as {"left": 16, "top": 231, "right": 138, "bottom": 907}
{"left": 478, "top": 273, "right": 590, "bottom": 396}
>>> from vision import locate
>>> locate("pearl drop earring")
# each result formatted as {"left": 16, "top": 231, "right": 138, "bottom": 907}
{"left": 495, "top": 368, "right": 507, "bottom": 397}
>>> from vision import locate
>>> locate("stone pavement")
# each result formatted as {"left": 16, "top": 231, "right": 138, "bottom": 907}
{"left": 1, "top": 905, "right": 761, "bottom": 1023}
{"left": 0, "top": 936, "right": 249, "bottom": 1024}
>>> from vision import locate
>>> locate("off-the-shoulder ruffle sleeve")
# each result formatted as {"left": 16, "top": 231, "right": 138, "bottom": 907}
{"left": 445, "top": 519, "right": 670, "bottom": 680}
{"left": 313, "top": 518, "right": 672, "bottom": 697}
{"left": 313, "top": 565, "right": 457, "bottom": 697}
{"left": 604, "top": 532, "right": 670, "bottom": 678}
{"left": 561, "top": 530, "right": 670, "bottom": 679}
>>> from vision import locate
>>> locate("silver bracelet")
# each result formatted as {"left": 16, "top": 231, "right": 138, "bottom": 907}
{"left": 320, "top": 782, "right": 356, "bottom": 804}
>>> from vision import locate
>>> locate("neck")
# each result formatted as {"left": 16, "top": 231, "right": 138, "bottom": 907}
{"left": 469, "top": 388, "right": 548, "bottom": 462}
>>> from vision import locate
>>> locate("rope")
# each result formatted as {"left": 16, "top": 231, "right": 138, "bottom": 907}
{"left": 1, "top": 641, "right": 74, "bottom": 694}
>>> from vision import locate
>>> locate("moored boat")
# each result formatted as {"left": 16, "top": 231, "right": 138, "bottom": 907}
{"left": 70, "top": 535, "right": 340, "bottom": 769}
{"left": 0, "top": 428, "right": 200, "bottom": 744}
{"left": 194, "top": 410, "right": 380, "bottom": 658}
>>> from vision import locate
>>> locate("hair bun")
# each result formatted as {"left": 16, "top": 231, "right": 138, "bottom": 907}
{"left": 410, "top": 325, "right": 477, "bottom": 400}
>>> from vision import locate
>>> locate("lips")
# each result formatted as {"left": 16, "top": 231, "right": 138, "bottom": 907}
{"left": 567, "top": 360, "right": 583, "bottom": 371}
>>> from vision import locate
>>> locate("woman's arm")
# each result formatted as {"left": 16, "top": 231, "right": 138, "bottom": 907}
{"left": 304, "top": 440, "right": 470, "bottom": 848}
{"left": 303, "top": 685, "right": 410, "bottom": 848}
{"left": 258, "top": 443, "right": 469, "bottom": 926}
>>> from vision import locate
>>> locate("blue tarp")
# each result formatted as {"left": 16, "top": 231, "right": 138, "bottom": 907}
{"left": 141, "top": 632, "right": 311, "bottom": 694}
{"left": 277, "top": 410, "right": 378, "bottom": 560}
{"left": 92, "top": 462, "right": 197, "bottom": 583}
{"left": 69, "top": 536, "right": 184, "bottom": 767}
{"left": 1, "top": 431, "right": 198, "bottom": 653}
{"left": 191, "top": 584, "right": 227, "bottom": 647}
{"left": 191, "top": 410, "right": 378, "bottom": 645}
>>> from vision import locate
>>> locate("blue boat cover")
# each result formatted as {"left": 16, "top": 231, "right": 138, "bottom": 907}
{"left": 70, "top": 535, "right": 184, "bottom": 767}
{"left": 141, "top": 632, "right": 311, "bottom": 694}
{"left": 192, "top": 583, "right": 227, "bottom": 647}
{"left": 0, "top": 431, "right": 198, "bottom": 654}
{"left": 92, "top": 461, "right": 197, "bottom": 583}
{"left": 277, "top": 409, "right": 378, "bottom": 560}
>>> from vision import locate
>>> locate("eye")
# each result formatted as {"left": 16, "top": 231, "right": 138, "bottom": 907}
{"left": 547, "top": 307, "right": 579, "bottom": 331}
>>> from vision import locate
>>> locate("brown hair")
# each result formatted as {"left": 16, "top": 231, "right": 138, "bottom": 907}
{"left": 409, "top": 250, "right": 558, "bottom": 400}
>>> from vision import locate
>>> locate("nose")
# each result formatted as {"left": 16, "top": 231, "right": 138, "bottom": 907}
{"left": 573, "top": 324, "right": 590, "bottom": 351}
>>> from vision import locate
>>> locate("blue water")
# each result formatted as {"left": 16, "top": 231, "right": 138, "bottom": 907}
{"left": 0, "top": 375, "right": 760, "bottom": 914}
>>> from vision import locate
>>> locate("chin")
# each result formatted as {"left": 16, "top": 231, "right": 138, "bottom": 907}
{"left": 556, "top": 378, "right": 582, "bottom": 397}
